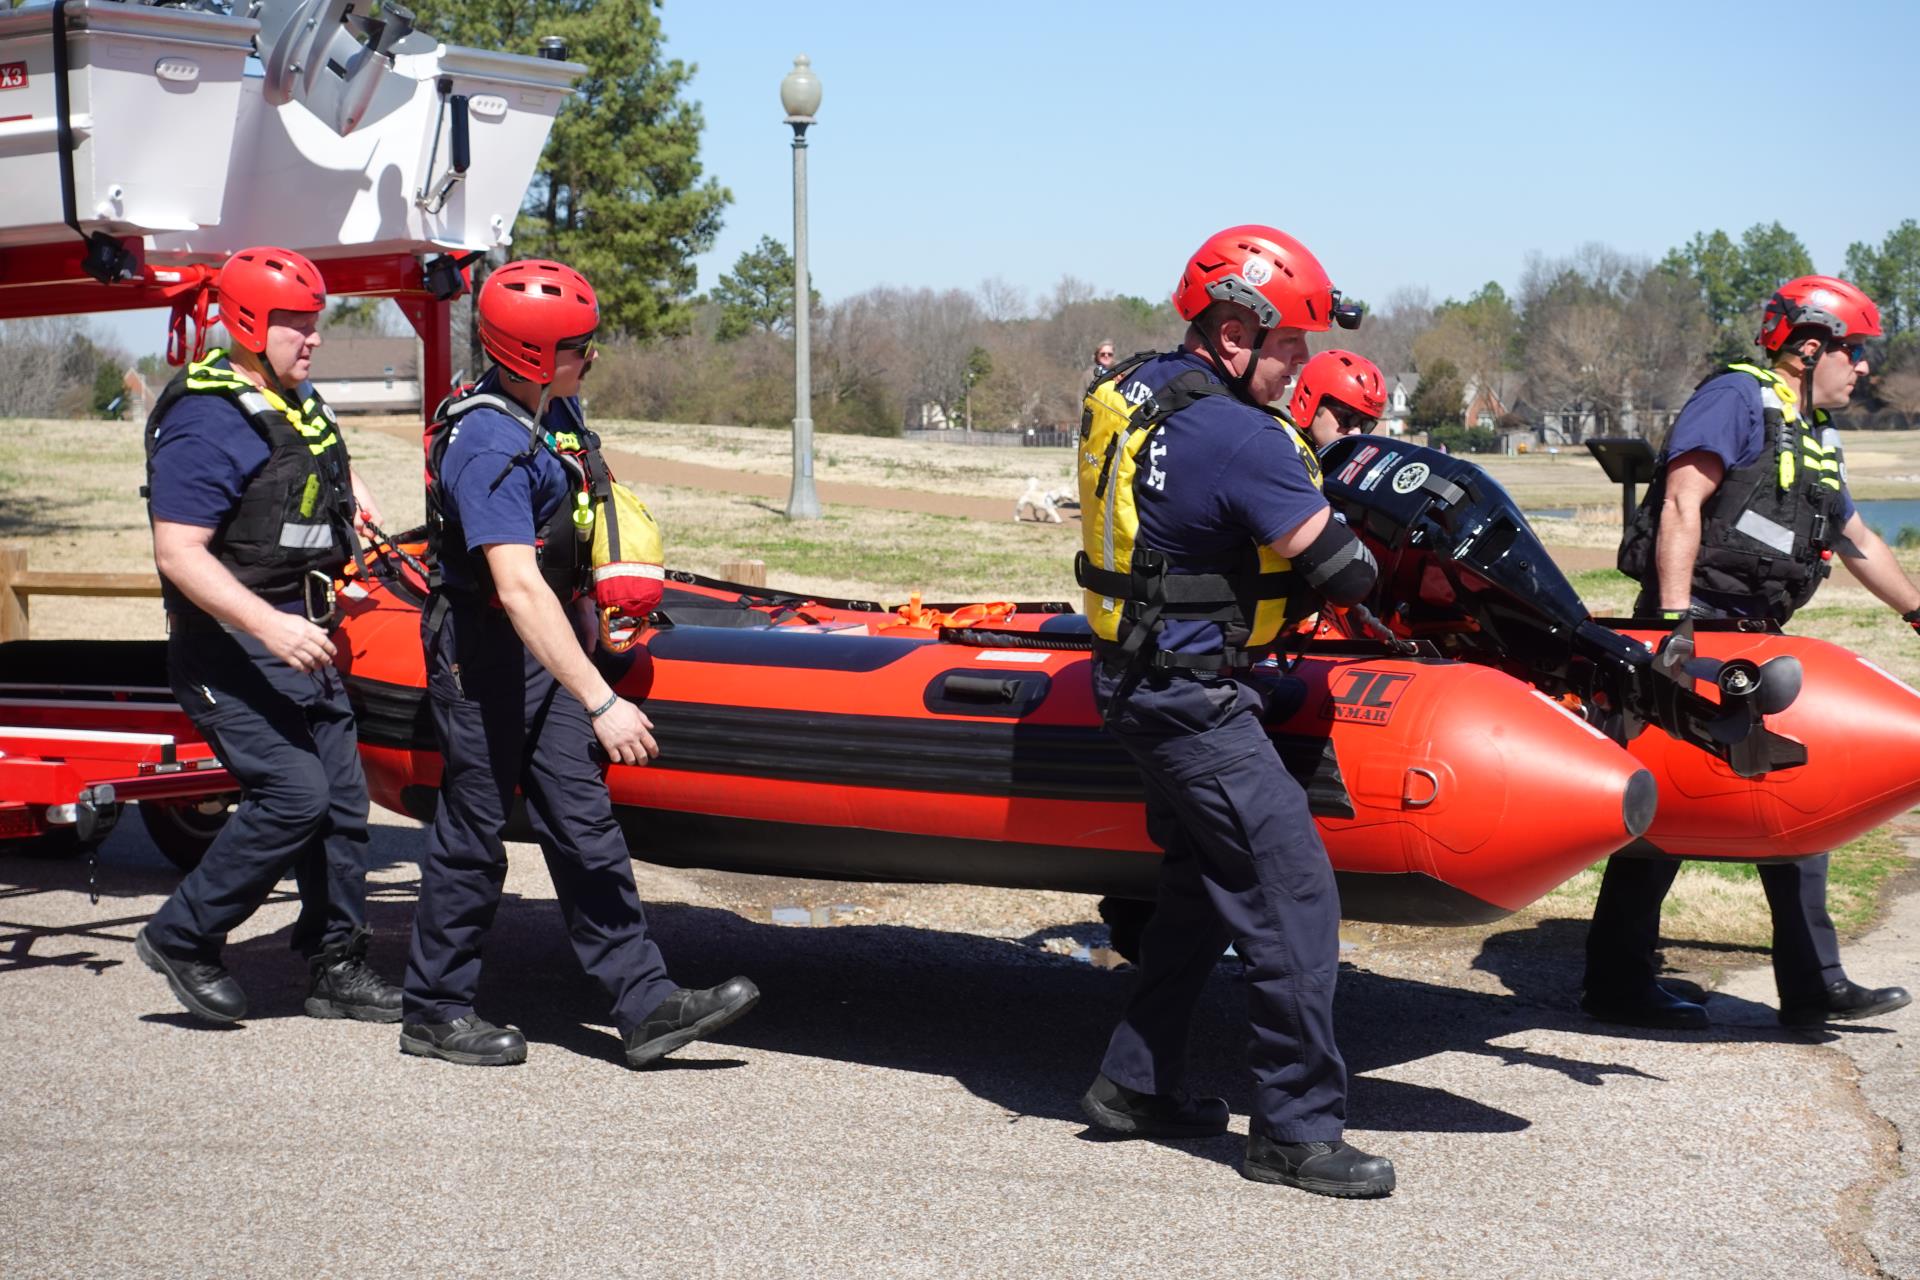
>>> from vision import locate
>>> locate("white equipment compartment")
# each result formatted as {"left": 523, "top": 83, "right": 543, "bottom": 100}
{"left": 0, "top": 0, "right": 257, "bottom": 249}
{"left": 153, "top": 40, "right": 581, "bottom": 260}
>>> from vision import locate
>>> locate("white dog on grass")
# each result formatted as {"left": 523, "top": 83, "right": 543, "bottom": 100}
{"left": 1015, "top": 476, "right": 1074, "bottom": 523}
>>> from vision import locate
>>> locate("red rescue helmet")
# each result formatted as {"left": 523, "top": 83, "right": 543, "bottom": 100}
{"left": 216, "top": 246, "right": 326, "bottom": 354}
{"left": 1289, "top": 350, "right": 1387, "bottom": 428}
{"left": 1172, "top": 224, "right": 1360, "bottom": 334}
{"left": 1758, "top": 275, "right": 1883, "bottom": 353}
{"left": 478, "top": 259, "right": 599, "bottom": 384}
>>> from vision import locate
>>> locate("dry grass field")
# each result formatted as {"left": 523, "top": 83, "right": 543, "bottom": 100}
{"left": 17, "top": 412, "right": 1918, "bottom": 678}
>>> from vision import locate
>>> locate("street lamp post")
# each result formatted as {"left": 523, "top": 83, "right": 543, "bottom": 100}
{"left": 781, "top": 54, "right": 822, "bottom": 520}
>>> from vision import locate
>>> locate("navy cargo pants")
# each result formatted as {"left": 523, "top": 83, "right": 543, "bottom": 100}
{"left": 1586, "top": 589, "right": 1844, "bottom": 1007}
{"left": 145, "top": 619, "right": 370, "bottom": 962}
{"left": 402, "top": 600, "right": 678, "bottom": 1033}
{"left": 1093, "top": 661, "right": 1347, "bottom": 1143}
{"left": 1586, "top": 853, "right": 1842, "bottom": 1006}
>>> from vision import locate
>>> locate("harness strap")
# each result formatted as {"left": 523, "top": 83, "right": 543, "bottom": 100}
{"left": 1075, "top": 553, "right": 1301, "bottom": 605}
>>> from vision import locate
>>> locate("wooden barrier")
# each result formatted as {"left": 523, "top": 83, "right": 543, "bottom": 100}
{"left": 0, "top": 544, "right": 162, "bottom": 643}
{"left": 720, "top": 559, "right": 767, "bottom": 588}
{"left": 0, "top": 546, "right": 776, "bottom": 640}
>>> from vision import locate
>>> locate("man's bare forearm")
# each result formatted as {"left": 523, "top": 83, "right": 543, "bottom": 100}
{"left": 1840, "top": 520, "right": 1920, "bottom": 615}
{"left": 1653, "top": 503, "right": 1703, "bottom": 612}
{"left": 495, "top": 578, "right": 614, "bottom": 711}
{"left": 154, "top": 536, "right": 284, "bottom": 636}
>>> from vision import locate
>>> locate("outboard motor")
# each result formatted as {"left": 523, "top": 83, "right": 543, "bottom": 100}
{"left": 1318, "top": 436, "right": 1805, "bottom": 778}
{"left": 254, "top": 0, "right": 433, "bottom": 136}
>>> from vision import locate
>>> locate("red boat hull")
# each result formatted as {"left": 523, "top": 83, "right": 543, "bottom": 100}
{"left": 1613, "top": 625, "right": 1920, "bottom": 858}
{"left": 337, "top": 573, "right": 1656, "bottom": 924}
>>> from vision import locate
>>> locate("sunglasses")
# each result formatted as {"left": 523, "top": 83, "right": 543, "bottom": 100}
{"left": 1825, "top": 340, "right": 1867, "bottom": 364}
{"left": 556, "top": 333, "right": 598, "bottom": 355}
{"left": 1328, "top": 401, "right": 1379, "bottom": 434}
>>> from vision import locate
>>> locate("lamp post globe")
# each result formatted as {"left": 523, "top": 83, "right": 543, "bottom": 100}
{"left": 783, "top": 55, "right": 822, "bottom": 520}
{"left": 780, "top": 54, "right": 821, "bottom": 120}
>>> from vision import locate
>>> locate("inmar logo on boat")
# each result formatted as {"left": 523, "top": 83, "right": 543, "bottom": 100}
{"left": 1323, "top": 669, "right": 1413, "bottom": 725}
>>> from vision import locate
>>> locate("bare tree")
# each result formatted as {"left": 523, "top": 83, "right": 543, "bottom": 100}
{"left": 977, "top": 276, "right": 1029, "bottom": 324}
{"left": 815, "top": 290, "right": 908, "bottom": 433}
{"left": 1525, "top": 295, "right": 1630, "bottom": 437}
{"left": 1328, "top": 287, "right": 1431, "bottom": 377}
{"left": 0, "top": 318, "right": 98, "bottom": 419}
{"left": 1878, "top": 370, "right": 1920, "bottom": 418}
{"left": 1619, "top": 267, "right": 1715, "bottom": 416}
{"left": 1047, "top": 275, "right": 1098, "bottom": 312}
{"left": 973, "top": 323, "right": 1067, "bottom": 428}
{"left": 891, "top": 287, "right": 986, "bottom": 427}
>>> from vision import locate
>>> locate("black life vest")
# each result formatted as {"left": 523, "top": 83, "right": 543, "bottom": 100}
{"left": 423, "top": 385, "right": 608, "bottom": 605}
{"left": 1618, "top": 362, "right": 1846, "bottom": 621}
{"left": 142, "top": 350, "right": 356, "bottom": 607}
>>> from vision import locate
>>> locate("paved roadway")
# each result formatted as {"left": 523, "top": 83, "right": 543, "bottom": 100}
{"left": 0, "top": 814, "right": 1914, "bottom": 1279}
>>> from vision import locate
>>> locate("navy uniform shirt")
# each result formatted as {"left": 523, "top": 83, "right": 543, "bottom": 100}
{"left": 1120, "top": 351, "right": 1328, "bottom": 654}
{"left": 436, "top": 373, "right": 582, "bottom": 593}
{"left": 147, "top": 390, "right": 308, "bottom": 615}
{"left": 1665, "top": 370, "right": 1855, "bottom": 523}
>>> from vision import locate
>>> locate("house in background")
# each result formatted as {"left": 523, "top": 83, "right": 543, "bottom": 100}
{"left": 1379, "top": 371, "right": 1416, "bottom": 436}
{"left": 1537, "top": 398, "right": 1681, "bottom": 445}
{"left": 309, "top": 335, "right": 420, "bottom": 414}
{"left": 1461, "top": 378, "right": 1511, "bottom": 430}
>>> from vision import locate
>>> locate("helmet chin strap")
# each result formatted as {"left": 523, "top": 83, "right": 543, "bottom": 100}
{"left": 1795, "top": 338, "right": 1821, "bottom": 418}
{"left": 533, "top": 381, "right": 556, "bottom": 435}
{"left": 235, "top": 344, "right": 299, "bottom": 404}
{"left": 1195, "top": 324, "right": 1270, "bottom": 408}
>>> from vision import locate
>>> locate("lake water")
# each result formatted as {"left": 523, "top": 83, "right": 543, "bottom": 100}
{"left": 1522, "top": 499, "right": 1920, "bottom": 539}
{"left": 1856, "top": 499, "right": 1920, "bottom": 539}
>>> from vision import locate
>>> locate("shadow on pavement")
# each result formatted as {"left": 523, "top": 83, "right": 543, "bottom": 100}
{"left": 3, "top": 836, "right": 1838, "bottom": 1179}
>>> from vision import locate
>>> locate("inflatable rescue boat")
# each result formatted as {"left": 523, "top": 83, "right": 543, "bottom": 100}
{"left": 335, "top": 560, "right": 1658, "bottom": 926}
{"left": 1315, "top": 433, "right": 1920, "bottom": 861}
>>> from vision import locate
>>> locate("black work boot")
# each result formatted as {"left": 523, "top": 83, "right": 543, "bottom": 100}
{"left": 624, "top": 977, "right": 760, "bottom": 1067}
{"left": 1244, "top": 1134, "right": 1397, "bottom": 1198}
{"left": 1580, "top": 981, "right": 1709, "bottom": 1031}
{"left": 1079, "top": 1072, "right": 1229, "bottom": 1138}
{"left": 304, "top": 929, "right": 403, "bottom": 1023}
{"left": 135, "top": 926, "right": 247, "bottom": 1024}
{"left": 399, "top": 1016, "right": 527, "bottom": 1066}
{"left": 1780, "top": 979, "right": 1913, "bottom": 1027}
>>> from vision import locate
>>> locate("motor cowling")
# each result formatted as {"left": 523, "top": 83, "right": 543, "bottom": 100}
{"left": 1316, "top": 437, "right": 1802, "bottom": 778}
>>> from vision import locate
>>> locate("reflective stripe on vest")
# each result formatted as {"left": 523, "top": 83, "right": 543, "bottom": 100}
{"left": 1728, "top": 361, "right": 1844, "bottom": 493}
{"left": 145, "top": 350, "right": 354, "bottom": 604}
{"left": 184, "top": 362, "right": 340, "bottom": 457}
{"left": 181, "top": 356, "right": 349, "bottom": 555}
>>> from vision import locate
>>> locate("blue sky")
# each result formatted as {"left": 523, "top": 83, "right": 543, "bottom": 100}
{"left": 95, "top": 0, "right": 1920, "bottom": 355}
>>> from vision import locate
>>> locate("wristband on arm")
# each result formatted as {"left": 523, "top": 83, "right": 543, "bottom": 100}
{"left": 588, "top": 691, "right": 619, "bottom": 720}
{"left": 1903, "top": 606, "right": 1920, "bottom": 637}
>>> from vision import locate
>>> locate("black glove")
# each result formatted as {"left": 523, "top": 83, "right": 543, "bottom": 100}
{"left": 1903, "top": 606, "right": 1920, "bottom": 638}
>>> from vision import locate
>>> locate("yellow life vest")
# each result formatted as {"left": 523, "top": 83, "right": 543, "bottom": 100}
{"left": 1073, "top": 353, "right": 1319, "bottom": 666}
